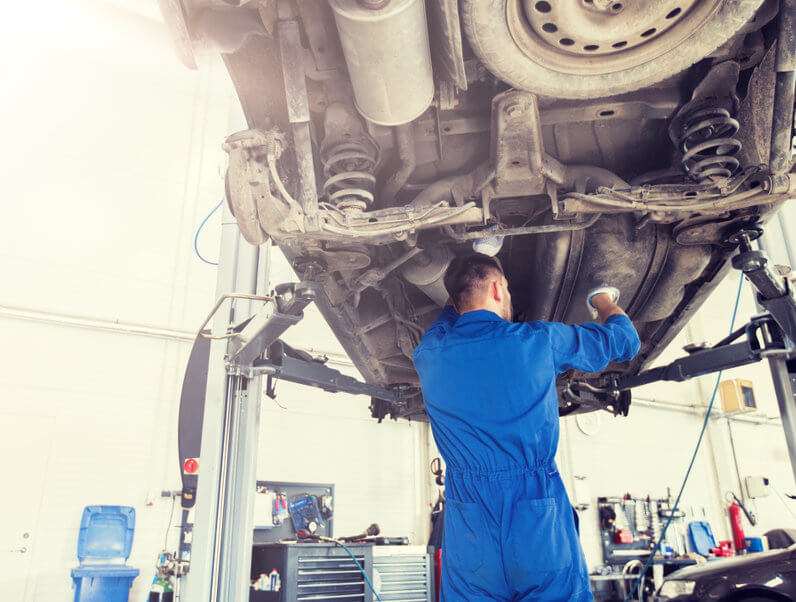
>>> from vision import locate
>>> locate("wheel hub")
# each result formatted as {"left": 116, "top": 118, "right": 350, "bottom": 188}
{"left": 511, "top": 0, "right": 723, "bottom": 74}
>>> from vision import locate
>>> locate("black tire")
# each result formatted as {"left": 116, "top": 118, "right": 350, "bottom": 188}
{"left": 460, "top": 0, "right": 764, "bottom": 99}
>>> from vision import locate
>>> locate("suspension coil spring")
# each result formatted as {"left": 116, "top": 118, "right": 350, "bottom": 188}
{"left": 673, "top": 106, "right": 742, "bottom": 182}
{"left": 321, "top": 139, "right": 378, "bottom": 211}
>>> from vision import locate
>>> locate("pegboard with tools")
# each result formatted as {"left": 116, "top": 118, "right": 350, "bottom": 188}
{"left": 253, "top": 481, "right": 335, "bottom": 544}
{"left": 598, "top": 495, "right": 687, "bottom": 565}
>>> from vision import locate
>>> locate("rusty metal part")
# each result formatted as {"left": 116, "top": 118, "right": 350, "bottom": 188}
{"left": 769, "top": 0, "right": 796, "bottom": 176}
{"left": 673, "top": 215, "right": 756, "bottom": 246}
{"left": 223, "top": 128, "right": 291, "bottom": 244}
{"left": 674, "top": 106, "right": 742, "bottom": 181}
{"left": 190, "top": 6, "right": 270, "bottom": 55}
{"left": 278, "top": 14, "right": 319, "bottom": 227}
{"left": 490, "top": 90, "right": 546, "bottom": 197}
{"left": 668, "top": 61, "right": 743, "bottom": 182}
{"left": 558, "top": 173, "right": 790, "bottom": 217}
{"left": 542, "top": 155, "right": 628, "bottom": 190}
{"left": 321, "top": 134, "right": 379, "bottom": 212}
{"left": 315, "top": 246, "right": 372, "bottom": 271}
{"left": 443, "top": 214, "right": 600, "bottom": 241}
{"left": 427, "top": 0, "right": 468, "bottom": 90}
{"left": 257, "top": 0, "right": 278, "bottom": 36}
{"left": 736, "top": 46, "right": 777, "bottom": 169}
{"left": 317, "top": 202, "right": 483, "bottom": 241}
{"left": 349, "top": 248, "right": 424, "bottom": 299}
{"left": 380, "top": 124, "right": 417, "bottom": 207}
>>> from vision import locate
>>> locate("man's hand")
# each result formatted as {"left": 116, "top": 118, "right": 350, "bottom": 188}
{"left": 587, "top": 285, "right": 626, "bottom": 323}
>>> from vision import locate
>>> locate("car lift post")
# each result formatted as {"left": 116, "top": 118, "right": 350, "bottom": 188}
{"left": 182, "top": 203, "right": 267, "bottom": 602}
{"left": 759, "top": 229, "right": 796, "bottom": 483}
{"left": 180, "top": 204, "right": 407, "bottom": 602}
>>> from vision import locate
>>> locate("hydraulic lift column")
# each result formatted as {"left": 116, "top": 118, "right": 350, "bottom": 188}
{"left": 178, "top": 210, "right": 407, "bottom": 601}
{"left": 182, "top": 203, "right": 268, "bottom": 602}
{"left": 757, "top": 227, "right": 796, "bottom": 484}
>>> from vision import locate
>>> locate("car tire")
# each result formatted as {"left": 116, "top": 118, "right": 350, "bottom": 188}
{"left": 460, "top": 0, "right": 764, "bottom": 99}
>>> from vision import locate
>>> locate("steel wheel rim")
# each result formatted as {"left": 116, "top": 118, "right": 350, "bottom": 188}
{"left": 507, "top": 0, "right": 725, "bottom": 76}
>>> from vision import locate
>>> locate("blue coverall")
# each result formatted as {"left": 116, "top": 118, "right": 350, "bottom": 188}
{"left": 413, "top": 307, "right": 641, "bottom": 601}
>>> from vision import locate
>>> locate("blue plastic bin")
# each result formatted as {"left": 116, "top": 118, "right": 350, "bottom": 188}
{"left": 71, "top": 506, "right": 139, "bottom": 602}
{"left": 71, "top": 566, "right": 140, "bottom": 602}
{"left": 688, "top": 520, "right": 717, "bottom": 556}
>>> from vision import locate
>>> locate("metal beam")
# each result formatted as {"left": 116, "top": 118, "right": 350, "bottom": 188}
{"left": 182, "top": 204, "right": 266, "bottom": 602}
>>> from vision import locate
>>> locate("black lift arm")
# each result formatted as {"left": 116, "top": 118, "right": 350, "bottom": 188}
{"left": 613, "top": 228, "right": 795, "bottom": 394}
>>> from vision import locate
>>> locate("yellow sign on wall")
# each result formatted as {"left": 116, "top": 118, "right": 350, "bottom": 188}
{"left": 719, "top": 379, "right": 757, "bottom": 413}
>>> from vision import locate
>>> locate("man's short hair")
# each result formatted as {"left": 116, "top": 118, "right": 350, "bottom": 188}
{"left": 443, "top": 254, "right": 505, "bottom": 310}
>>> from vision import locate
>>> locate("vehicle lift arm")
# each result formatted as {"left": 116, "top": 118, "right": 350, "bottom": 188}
{"left": 610, "top": 229, "right": 796, "bottom": 483}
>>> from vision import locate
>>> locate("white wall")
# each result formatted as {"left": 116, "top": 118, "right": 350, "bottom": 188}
{"left": 0, "top": 2, "right": 425, "bottom": 601}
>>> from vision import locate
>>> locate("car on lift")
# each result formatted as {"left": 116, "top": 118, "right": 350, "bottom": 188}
{"left": 655, "top": 544, "right": 796, "bottom": 601}
{"left": 158, "top": 0, "right": 794, "bottom": 421}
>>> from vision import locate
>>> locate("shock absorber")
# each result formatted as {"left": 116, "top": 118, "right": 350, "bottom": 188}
{"left": 671, "top": 105, "right": 742, "bottom": 182}
{"left": 321, "top": 137, "right": 379, "bottom": 212}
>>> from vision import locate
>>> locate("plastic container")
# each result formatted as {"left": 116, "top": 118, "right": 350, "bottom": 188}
{"left": 744, "top": 536, "right": 765, "bottom": 552}
{"left": 72, "top": 566, "right": 140, "bottom": 602}
{"left": 688, "top": 521, "right": 717, "bottom": 556}
{"left": 71, "top": 506, "right": 139, "bottom": 602}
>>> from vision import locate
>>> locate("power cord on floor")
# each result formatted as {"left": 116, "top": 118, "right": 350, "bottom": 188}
{"left": 194, "top": 199, "right": 223, "bottom": 266}
{"left": 625, "top": 275, "right": 745, "bottom": 601}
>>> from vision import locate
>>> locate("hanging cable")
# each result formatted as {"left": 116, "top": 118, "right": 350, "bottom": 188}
{"left": 303, "top": 535, "right": 382, "bottom": 602}
{"left": 771, "top": 483, "right": 796, "bottom": 522}
{"left": 335, "top": 540, "right": 383, "bottom": 602}
{"left": 194, "top": 199, "right": 224, "bottom": 265}
{"left": 625, "top": 274, "right": 745, "bottom": 601}
{"left": 163, "top": 494, "right": 177, "bottom": 550}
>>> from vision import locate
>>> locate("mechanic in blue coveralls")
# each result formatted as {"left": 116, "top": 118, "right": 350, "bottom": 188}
{"left": 413, "top": 254, "right": 641, "bottom": 601}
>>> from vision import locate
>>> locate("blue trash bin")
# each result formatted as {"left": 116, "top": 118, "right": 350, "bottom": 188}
{"left": 71, "top": 506, "right": 139, "bottom": 602}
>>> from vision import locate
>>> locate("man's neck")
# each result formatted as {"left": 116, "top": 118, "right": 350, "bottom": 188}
{"left": 460, "top": 306, "right": 504, "bottom": 318}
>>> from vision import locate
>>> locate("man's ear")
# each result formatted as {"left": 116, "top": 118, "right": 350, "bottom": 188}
{"left": 491, "top": 279, "right": 501, "bottom": 301}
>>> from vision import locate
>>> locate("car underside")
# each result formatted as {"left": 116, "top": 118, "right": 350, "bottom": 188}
{"left": 159, "top": 0, "right": 795, "bottom": 420}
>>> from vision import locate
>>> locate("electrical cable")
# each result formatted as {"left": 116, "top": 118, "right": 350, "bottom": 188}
{"left": 624, "top": 274, "right": 745, "bottom": 601}
{"left": 335, "top": 540, "right": 384, "bottom": 602}
{"left": 771, "top": 483, "right": 796, "bottom": 522}
{"left": 310, "top": 535, "right": 383, "bottom": 602}
{"left": 163, "top": 494, "right": 177, "bottom": 551}
{"left": 194, "top": 199, "right": 223, "bottom": 265}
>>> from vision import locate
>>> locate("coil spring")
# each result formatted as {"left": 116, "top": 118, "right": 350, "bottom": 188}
{"left": 674, "top": 106, "right": 742, "bottom": 182}
{"left": 321, "top": 140, "right": 378, "bottom": 211}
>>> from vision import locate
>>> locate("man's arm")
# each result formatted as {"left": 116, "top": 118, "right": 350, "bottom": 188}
{"left": 545, "top": 289, "right": 641, "bottom": 374}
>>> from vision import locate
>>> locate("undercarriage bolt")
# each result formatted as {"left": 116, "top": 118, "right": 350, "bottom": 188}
{"left": 505, "top": 102, "right": 524, "bottom": 117}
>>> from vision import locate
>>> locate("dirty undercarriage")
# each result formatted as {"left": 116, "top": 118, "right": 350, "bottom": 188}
{"left": 160, "top": 0, "right": 795, "bottom": 419}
